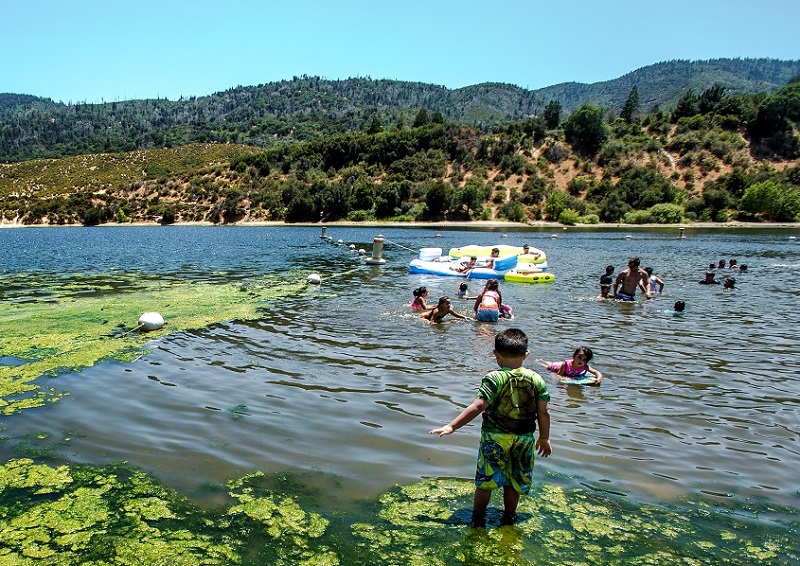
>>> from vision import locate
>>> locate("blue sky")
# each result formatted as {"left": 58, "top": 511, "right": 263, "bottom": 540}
{"left": 4, "top": 0, "right": 799, "bottom": 104}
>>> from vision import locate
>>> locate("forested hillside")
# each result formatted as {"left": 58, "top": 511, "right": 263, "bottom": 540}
{"left": 2, "top": 78, "right": 798, "bottom": 227}
{"left": 1, "top": 58, "right": 798, "bottom": 163}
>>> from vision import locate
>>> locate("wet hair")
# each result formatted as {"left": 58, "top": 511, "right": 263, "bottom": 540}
{"left": 628, "top": 257, "right": 641, "bottom": 267}
{"left": 485, "top": 279, "right": 499, "bottom": 291}
{"left": 605, "top": 265, "right": 614, "bottom": 273}
{"left": 723, "top": 277, "right": 736, "bottom": 288}
{"left": 522, "top": 244, "right": 530, "bottom": 249}
{"left": 739, "top": 264, "right": 748, "bottom": 272}
{"left": 413, "top": 286, "right": 427, "bottom": 298}
{"left": 436, "top": 296, "right": 452, "bottom": 308}
{"left": 674, "top": 301, "right": 685, "bottom": 312}
{"left": 718, "top": 259, "right": 726, "bottom": 268}
{"left": 470, "top": 256, "right": 477, "bottom": 260}
{"left": 709, "top": 263, "right": 716, "bottom": 270}
{"left": 644, "top": 267, "right": 653, "bottom": 275}
{"left": 573, "top": 346, "right": 594, "bottom": 363}
{"left": 459, "top": 282, "right": 468, "bottom": 291}
{"left": 491, "top": 248, "right": 500, "bottom": 255}
{"left": 495, "top": 328, "right": 528, "bottom": 356}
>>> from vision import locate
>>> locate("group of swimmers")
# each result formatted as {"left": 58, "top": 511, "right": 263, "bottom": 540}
{"left": 700, "top": 258, "right": 745, "bottom": 289}
{"left": 411, "top": 280, "right": 514, "bottom": 324}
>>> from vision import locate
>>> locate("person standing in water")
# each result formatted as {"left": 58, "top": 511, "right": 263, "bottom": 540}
{"left": 429, "top": 328, "right": 551, "bottom": 527}
{"left": 643, "top": 267, "right": 664, "bottom": 295}
{"left": 474, "top": 279, "right": 503, "bottom": 322}
{"left": 599, "top": 265, "right": 614, "bottom": 299}
{"left": 613, "top": 257, "right": 651, "bottom": 300}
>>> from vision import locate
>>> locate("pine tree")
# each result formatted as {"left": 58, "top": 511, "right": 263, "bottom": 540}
{"left": 620, "top": 85, "right": 641, "bottom": 123}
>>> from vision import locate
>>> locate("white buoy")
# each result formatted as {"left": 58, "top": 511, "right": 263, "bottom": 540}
{"left": 307, "top": 273, "right": 321, "bottom": 284}
{"left": 790, "top": 236, "right": 797, "bottom": 240}
{"left": 138, "top": 312, "right": 165, "bottom": 331}
{"left": 365, "top": 234, "right": 387, "bottom": 265}
{"left": 337, "top": 239, "right": 344, "bottom": 246}
{"left": 349, "top": 244, "right": 356, "bottom": 250}
{"left": 358, "top": 248, "right": 366, "bottom": 255}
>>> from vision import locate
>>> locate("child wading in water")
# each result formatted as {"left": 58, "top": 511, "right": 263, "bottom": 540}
{"left": 410, "top": 286, "right": 430, "bottom": 310}
{"left": 429, "top": 328, "right": 551, "bottom": 527}
{"left": 421, "top": 296, "right": 471, "bottom": 323}
{"left": 536, "top": 346, "right": 603, "bottom": 385}
{"left": 599, "top": 265, "right": 614, "bottom": 299}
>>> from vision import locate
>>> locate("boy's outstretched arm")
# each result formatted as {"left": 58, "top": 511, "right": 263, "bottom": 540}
{"left": 535, "top": 399, "right": 552, "bottom": 457}
{"left": 429, "top": 398, "right": 488, "bottom": 437}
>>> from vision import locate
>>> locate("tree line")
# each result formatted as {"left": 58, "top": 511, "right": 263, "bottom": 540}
{"left": 2, "top": 78, "right": 799, "bottom": 226}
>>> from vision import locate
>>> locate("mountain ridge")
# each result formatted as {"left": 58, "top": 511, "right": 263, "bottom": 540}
{"left": 1, "top": 57, "right": 798, "bottom": 163}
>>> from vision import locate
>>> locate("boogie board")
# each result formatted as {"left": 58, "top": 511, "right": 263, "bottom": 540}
{"left": 558, "top": 374, "right": 599, "bottom": 386}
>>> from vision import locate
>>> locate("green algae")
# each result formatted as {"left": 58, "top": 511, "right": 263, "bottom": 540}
{"left": 0, "top": 273, "right": 308, "bottom": 416}
{"left": 0, "top": 460, "right": 798, "bottom": 565}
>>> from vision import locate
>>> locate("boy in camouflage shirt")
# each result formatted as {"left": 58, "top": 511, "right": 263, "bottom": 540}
{"left": 430, "top": 328, "right": 551, "bottom": 526}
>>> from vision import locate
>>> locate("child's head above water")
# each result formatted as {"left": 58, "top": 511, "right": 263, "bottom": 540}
{"left": 413, "top": 286, "right": 428, "bottom": 298}
{"left": 459, "top": 282, "right": 468, "bottom": 292}
{"left": 674, "top": 300, "right": 685, "bottom": 312}
{"left": 495, "top": 328, "right": 528, "bottom": 357}
{"left": 573, "top": 346, "right": 593, "bottom": 364}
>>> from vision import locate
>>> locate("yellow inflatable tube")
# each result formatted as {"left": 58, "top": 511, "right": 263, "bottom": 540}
{"left": 504, "top": 271, "right": 555, "bottom": 284}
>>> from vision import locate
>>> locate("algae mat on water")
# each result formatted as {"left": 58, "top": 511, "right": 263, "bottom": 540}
{"left": 0, "top": 459, "right": 797, "bottom": 565}
{"left": 0, "top": 273, "right": 308, "bottom": 416}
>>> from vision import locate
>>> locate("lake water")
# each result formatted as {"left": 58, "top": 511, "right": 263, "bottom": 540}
{"left": 1, "top": 224, "right": 798, "bottom": 563}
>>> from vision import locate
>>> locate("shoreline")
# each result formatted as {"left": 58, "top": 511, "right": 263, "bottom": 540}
{"left": 1, "top": 219, "right": 799, "bottom": 230}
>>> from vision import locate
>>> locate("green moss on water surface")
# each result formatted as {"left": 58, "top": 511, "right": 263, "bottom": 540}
{"left": 0, "top": 461, "right": 797, "bottom": 565}
{"left": 0, "top": 273, "right": 307, "bottom": 416}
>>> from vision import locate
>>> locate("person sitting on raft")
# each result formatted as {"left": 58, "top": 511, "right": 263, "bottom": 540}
{"left": 421, "top": 296, "right": 471, "bottom": 323}
{"left": 521, "top": 243, "right": 541, "bottom": 260}
{"left": 451, "top": 256, "right": 477, "bottom": 273}
{"left": 473, "top": 279, "right": 503, "bottom": 322}
{"left": 479, "top": 248, "right": 500, "bottom": 270}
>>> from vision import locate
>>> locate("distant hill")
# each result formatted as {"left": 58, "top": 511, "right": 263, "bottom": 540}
{"left": 536, "top": 58, "right": 800, "bottom": 113}
{"left": 1, "top": 58, "right": 798, "bottom": 162}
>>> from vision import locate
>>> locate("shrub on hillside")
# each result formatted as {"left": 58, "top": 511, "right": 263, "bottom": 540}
{"left": 498, "top": 202, "right": 526, "bottom": 222}
{"left": 558, "top": 209, "right": 580, "bottom": 225}
{"left": 647, "top": 203, "right": 684, "bottom": 223}
{"left": 739, "top": 181, "right": 800, "bottom": 221}
{"left": 623, "top": 210, "right": 655, "bottom": 224}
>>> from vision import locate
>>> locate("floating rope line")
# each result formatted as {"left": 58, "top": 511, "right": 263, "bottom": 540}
{"left": 383, "top": 239, "right": 418, "bottom": 253}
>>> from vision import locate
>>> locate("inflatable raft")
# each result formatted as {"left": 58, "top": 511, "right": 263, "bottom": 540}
{"left": 449, "top": 244, "right": 547, "bottom": 265}
{"left": 409, "top": 248, "right": 518, "bottom": 279}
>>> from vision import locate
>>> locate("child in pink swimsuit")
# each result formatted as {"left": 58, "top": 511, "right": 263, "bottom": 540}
{"left": 410, "top": 286, "right": 430, "bottom": 310}
{"left": 535, "top": 347, "right": 603, "bottom": 384}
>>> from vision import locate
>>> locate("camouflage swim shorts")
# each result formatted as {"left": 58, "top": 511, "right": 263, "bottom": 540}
{"left": 474, "top": 428, "right": 536, "bottom": 494}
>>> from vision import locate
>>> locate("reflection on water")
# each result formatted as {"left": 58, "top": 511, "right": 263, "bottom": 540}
{"left": 1, "top": 225, "right": 799, "bottom": 551}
